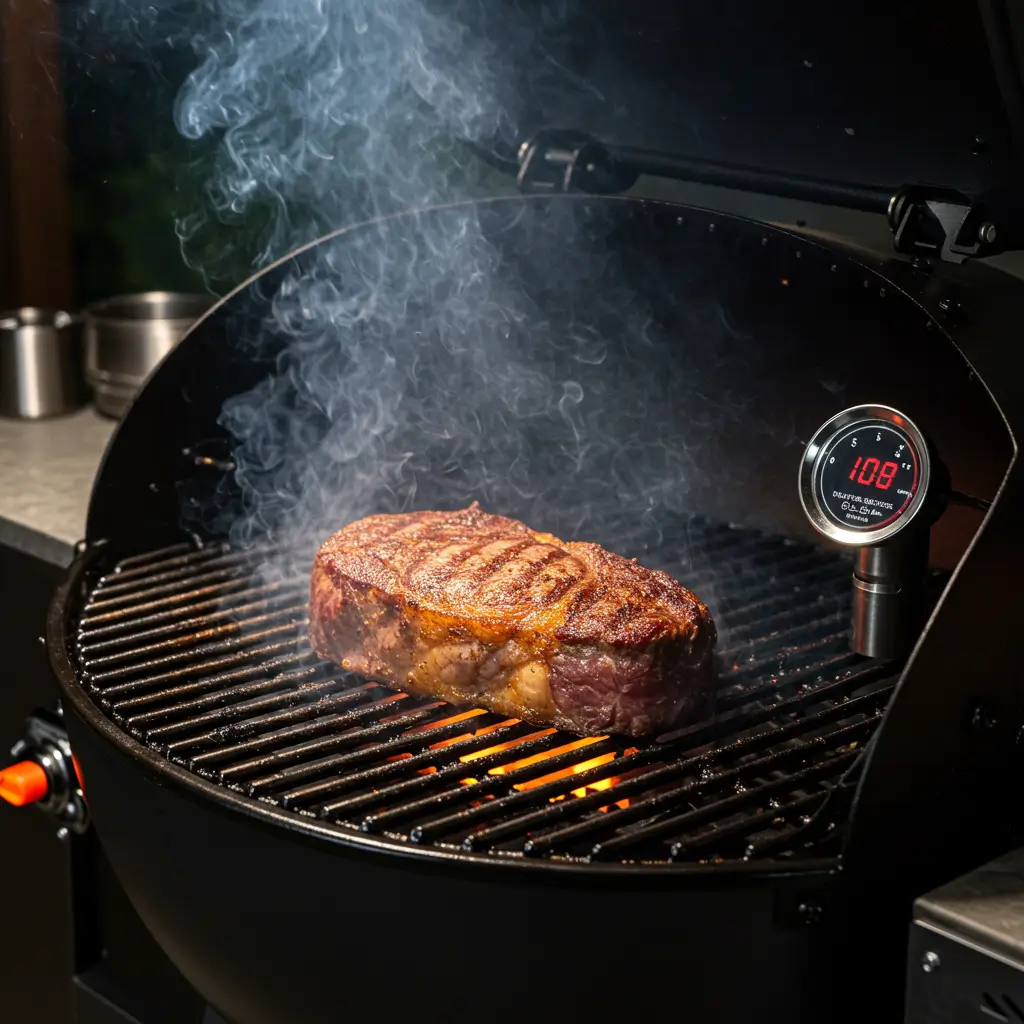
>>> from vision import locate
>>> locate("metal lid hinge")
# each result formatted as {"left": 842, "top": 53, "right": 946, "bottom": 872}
{"left": 887, "top": 187, "right": 1005, "bottom": 264}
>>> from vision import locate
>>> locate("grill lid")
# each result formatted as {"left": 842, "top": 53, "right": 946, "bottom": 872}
{"left": 69, "top": 194, "right": 1021, "bottom": 887}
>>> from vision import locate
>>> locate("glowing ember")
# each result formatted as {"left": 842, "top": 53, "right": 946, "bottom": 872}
{"left": 448, "top": 728, "right": 638, "bottom": 808}
{"left": 492, "top": 734, "right": 603, "bottom": 776}
{"left": 459, "top": 728, "right": 557, "bottom": 764}
{"left": 516, "top": 748, "right": 613, "bottom": 792}
{"left": 430, "top": 715, "right": 516, "bottom": 751}
{"left": 405, "top": 708, "right": 487, "bottom": 737}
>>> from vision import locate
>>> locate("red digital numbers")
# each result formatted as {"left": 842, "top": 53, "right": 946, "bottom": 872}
{"left": 855, "top": 457, "right": 880, "bottom": 484}
{"left": 848, "top": 456, "right": 899, "bottom": 490}
{"left": 875, "top": 461, "right": 898, "bottom": 490}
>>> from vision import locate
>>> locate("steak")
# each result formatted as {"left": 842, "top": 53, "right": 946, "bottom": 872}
{"left": 309, "top": 503, "right": 717, "bottom": 738}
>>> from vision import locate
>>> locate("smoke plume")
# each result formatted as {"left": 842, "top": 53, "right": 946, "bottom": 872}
{"left": 71, "top": 0, "right": 766, "bottom": 592}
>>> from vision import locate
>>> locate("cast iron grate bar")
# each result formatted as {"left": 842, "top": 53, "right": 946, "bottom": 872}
{"left": 72, "top": 520, "right": 928, "bottom": 867}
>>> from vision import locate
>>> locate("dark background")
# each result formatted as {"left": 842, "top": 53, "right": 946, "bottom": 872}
{"left": 42, "top": 0, "right": 1023, "bottom": 308}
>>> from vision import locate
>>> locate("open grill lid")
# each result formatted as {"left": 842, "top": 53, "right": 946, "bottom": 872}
{"left": 483, "top": 0, "right": 1024, "bottom": 262}
{"left": 75, "top": 194, "right": 1023, "bottom": 887}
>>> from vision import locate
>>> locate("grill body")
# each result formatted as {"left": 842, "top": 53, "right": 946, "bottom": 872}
{"left": 67, "top": 527, "right": 895, "bottom": 868}
{"left": 49, "top": 525, "right": 894, "bottom": 1022}
{"left": 48, "top": 195, "right": 1024, "bottom": 1022}
{"left": 63, "top": 701, "right": 845, "bottom": 1024}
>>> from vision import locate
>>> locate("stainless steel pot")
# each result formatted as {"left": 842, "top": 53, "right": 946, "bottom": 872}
{"left": 0, "top": 307, "right": 87, "bottom": 419}
{"left": 84, "top": 292, "right": 213, "bottom": 419}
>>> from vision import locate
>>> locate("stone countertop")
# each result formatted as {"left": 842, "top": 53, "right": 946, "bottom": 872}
{"left": 0, "top": 407, "right": 117, "bottom": 567}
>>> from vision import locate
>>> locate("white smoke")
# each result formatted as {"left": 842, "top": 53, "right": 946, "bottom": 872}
{"left": 71, "top": 0, "right": 766, "bottom": 587}
{"left": 170, "top": 0, "right": 539, "bottom": 280}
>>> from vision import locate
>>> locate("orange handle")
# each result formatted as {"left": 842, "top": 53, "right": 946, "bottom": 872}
{"left": 0, "top": 760, "right": 49, "bottom": 807}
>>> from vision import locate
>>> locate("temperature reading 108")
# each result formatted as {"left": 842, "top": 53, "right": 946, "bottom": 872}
{"left": 847, "top": 455, "right": 898, "bottom": 490}
{"left": 815, "top": 419, "right": 919, "bottom": 530}
{"left": 802, "top": 407, "right": 926, "bottom": 537}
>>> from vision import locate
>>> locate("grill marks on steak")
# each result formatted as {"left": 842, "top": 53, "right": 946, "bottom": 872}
{"left": 309, "top": 503, "right": 717, "bottom": 738}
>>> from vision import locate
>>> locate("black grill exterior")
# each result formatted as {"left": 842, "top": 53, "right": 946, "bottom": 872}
{"left": 44, "top": 196, "right": 1024, "bottom": 1024}
{"left": 71, "top": 520, "right": 899, "bottom": 868}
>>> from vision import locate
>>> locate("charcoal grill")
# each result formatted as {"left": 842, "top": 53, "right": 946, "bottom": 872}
{"left": 18, "top": 3, "right": 1024, "bottom": 1019}
{"left": 35, "top": 186, "right": 1024, "bottom": 1024}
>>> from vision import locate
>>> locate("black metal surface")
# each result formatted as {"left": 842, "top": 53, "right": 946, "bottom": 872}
{"left": 479, "top": 1, "right": 1020, "bottom": 201}
{"left": 514, "top": 129, "right": 1024, "bottom": 262}
{"left": 68, "top": 519, "right": 903, "bottom": 870}
{"left": 516, "top": 128, "right": 896, "bottom": 213}
{"left": 83, "top": 197, "right": 1011, "bottom": 570}
{"left": 51, "top": 193, "right": 1024, "bottom": 1021}
{"left": 0, "top": 545, "right": 215, "bottom": 1024}
{"left": 60, "top": 698, "right": 860, "bottom": 1024}
{"left": 0, "top": 545, "right": 75, "bottom": 1024}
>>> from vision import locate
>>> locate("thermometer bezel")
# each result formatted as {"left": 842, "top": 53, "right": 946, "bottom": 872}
{"left": 798, "top": 404, "right": 932, "bottom": 546}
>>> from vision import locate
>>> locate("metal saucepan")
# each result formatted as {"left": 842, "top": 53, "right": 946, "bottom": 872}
{"left": 84, "top": 291, "right": 214, "bottom": 419}
{"left": 0, "top": 307, "right": 87, "bottom": 419}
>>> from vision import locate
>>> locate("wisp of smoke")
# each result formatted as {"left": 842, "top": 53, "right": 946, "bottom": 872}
{"left": 72, "top": 0, "right": 766, "bottom": 608}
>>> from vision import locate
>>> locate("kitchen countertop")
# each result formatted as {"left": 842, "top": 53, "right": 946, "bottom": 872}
{"left": 0, "top": 407, "right": 116, "bottom": 567}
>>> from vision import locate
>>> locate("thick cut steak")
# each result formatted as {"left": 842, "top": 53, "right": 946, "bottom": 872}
{"left": 309, "top": 503, "right": 716, "bottom": 738}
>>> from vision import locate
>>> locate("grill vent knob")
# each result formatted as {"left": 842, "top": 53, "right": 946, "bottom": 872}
{"left": 0, "top": 760, "right": 49, "bottom": 806}
{"left": 1, "top": 705, "right": 88, "bottom": 836}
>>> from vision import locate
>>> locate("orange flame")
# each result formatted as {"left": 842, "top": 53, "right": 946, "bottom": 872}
{"left": 515, "top": 745, "right": 612, "bottom": 791}
{"left": 431, "top": 715, "right": 516, "bottom": 751}
{"left": 459, "top": 728, "right": 557, "bottom": 764}
{"left": 490, "top": 734, "right": 602, "bottom": 776}
{"left": 456, "top": 735, "right": 638, "bottom": 810}
{"left": 389, "top": 712, "right": 638, "bottom": 810}
{"left": 405, "top": 708, "right": 487, "bottom": 737}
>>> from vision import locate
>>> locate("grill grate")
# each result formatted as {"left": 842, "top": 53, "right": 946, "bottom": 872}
{"left": 72, "top": 520, "right": 912, "bottom": 867}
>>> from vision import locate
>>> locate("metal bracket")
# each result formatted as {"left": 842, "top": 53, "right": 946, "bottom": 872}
{"left": 516, "top": 129, "right": 638, "bottom": 195}
{"left": 887, "top": 187, "right": 1002, "bottom": 265}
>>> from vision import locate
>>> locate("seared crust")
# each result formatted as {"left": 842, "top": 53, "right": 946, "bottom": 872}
{"left": 309, "top": 503, "right": 716, "bottom": 738}
{"left": 314, "top": 503, "right": 711, "bottom": 649}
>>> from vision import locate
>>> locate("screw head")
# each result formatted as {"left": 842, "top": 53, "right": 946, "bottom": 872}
{"left": 55, "top": 826, "right": 69, "bottom": 841}
{"left": 978, "top": 222, "right": 998, "bottom": 244}
{"left": 921, "top": 951, "right": 941, "bottom": 973}
{"left": 797, "top": 901, "right": 823, "bottom": 925}
{"left": 971, "top": 703, "right": 997, "bottom": 734}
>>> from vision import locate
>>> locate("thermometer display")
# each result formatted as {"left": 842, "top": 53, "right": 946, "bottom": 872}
{"left": 816, "top": 422, "right": 919, "bottom": 530}
{"left": 798, "top": 405, "right": 932, "bottom": 546}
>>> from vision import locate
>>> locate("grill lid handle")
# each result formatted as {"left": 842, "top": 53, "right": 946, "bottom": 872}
{"left": 512, "top": 128, "right": 1024, "bottom": 263}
